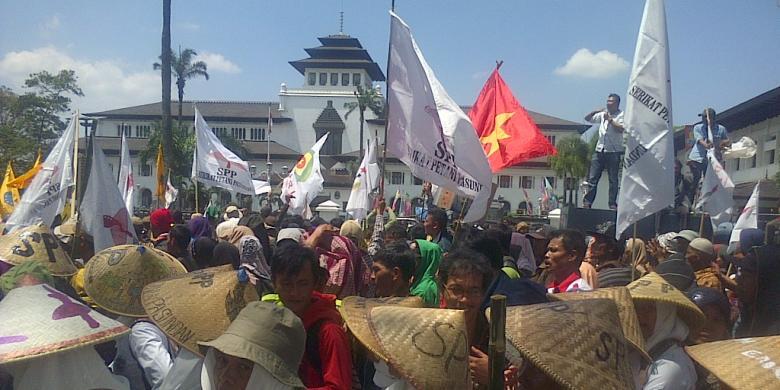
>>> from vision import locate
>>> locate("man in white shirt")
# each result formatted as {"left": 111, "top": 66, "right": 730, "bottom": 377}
{"left": 583, "top": 94, "right": 625, "bottom": 210}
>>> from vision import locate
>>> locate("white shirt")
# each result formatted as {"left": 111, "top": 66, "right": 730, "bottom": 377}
{"left": 589, "top": 110, "right": 625, "bottom": 153}
{"left": 643, "top": 344, "right": 697, "bottom": 390}
{"left": 129, "top": 321, "right": 175, "bottom": 390}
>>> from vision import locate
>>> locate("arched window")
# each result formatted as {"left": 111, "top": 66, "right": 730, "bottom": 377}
{"left": 141, "top": 188, "right": 153, "bottom": 208}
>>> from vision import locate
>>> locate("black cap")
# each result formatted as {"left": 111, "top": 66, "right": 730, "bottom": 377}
{"left": 698, "top": 107, "right": 716, "bottom": 118}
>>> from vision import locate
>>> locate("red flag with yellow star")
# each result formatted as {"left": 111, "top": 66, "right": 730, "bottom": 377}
{"left": 468, "top": 66, "right": 556, "bottom": 173}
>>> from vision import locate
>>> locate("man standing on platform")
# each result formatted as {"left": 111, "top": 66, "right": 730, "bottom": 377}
{"left": 686, "top": 107, "right": 730, "bottom": 203}
{"left": 583, "top": 94, "right": 625, "bottom": 209}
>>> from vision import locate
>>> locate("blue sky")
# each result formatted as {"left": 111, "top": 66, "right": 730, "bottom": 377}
{"left": 1, "top": 0, "right": 778, "bottom": 125}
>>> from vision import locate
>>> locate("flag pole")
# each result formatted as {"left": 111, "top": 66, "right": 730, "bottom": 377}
{"left": 70, "top": 109, "right": 80, "bottom": 219}
{"left": 631, "top": 222, "right": 638, "bottom": 281}
{"left": 379, "top": 0, "right": 396, "bottom": 198}
{"left": 699, "top": 212, "right": 707, "bottom": 237}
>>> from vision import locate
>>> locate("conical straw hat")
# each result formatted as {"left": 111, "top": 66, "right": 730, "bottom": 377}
{"left": 626, "top": 272, "right": 705, "bottom": 333}
{"left": 550, "top": 287, "right": 649, "bottom": 361}
{"left": 84, "top": 244, "right": 186, "bottom": 317}
{"left": 339, "top": 296, "right": 423, "bottom": 362}
{"left": 685, "top": 336, "right": 780, "bottom": 390}
{"left": 501, "top": 299, "right": 634, "bottom": 390}
{"left": 141, "top": 265, "right": 259, "bottom": 355}
{"left": 0, "top": 224, "right": 77, "bottom": 276}
{"left": 368, "top": 306, "right": 470, "bottom": 389}
{"left": 0, "top": 284, "right": 129, "bottom": 364}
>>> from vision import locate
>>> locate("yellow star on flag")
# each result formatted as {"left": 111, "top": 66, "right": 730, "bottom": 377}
{"left": 480, "top": 112, "right": 514, "bottom": 157}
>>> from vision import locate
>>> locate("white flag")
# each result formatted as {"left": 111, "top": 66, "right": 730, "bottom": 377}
{"left": 730, "top": 182, "right": 759, "bottom": 244}
{"left": 5, "top": 115, "right": 76, "bottom": 231}
{"left": 346, "top": 138, "right": 380, "bottom": 220}
{"left": 81, "top": 145, "right": 137, "bottom": 251}
{"left": 696, "top": 151, "right": 734, "bottom": 230}
{"left": 191, "top": 107, "right": 254, "bottom": 195}
{"left": 164, "top": 175, "right": 178, "bottom": 208}
{"left": 616, "top": 0, "right": 675, "bottom": 239}
{"left": 281, "top": 133, "right": 328, "bottom": 217}
{"left": 117, "top": 133, "right": 134, "bottom": 216}
{"left": 386, "top": 11, "right": 493, "bottom": 223}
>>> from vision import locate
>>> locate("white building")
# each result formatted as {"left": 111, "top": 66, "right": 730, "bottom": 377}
{"left": 86, "top": 33, "right": 595, "bottom": 217}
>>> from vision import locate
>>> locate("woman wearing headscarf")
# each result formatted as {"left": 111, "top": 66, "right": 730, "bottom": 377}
{"left": 199, "top": 302, "right": 306, "bottom": 390}
{"left": 187, "top": 215, "right": 213, "bottom": 241}
{"left": 409, "top": 239, "right": 442, "bottom": 306}
{"left": 239, "top": 235, "right": 273, "bottom": 295}
{"left": 239, "top": 212, "right": 273, "bottom": 263}
{"left": 227, "top": 226, "right": 255, "bottom": 248}
{"left": 627, "top": 273, "right": 706, "bottom": 390}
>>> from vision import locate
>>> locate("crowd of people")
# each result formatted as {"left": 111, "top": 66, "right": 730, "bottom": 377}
{"left": 0, "top": 195, "right": 779, "bottom": 390}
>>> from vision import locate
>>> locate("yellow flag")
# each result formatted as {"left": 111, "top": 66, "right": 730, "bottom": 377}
{"left": 155, "top": 143, "right": 165, "bottom": 200}
{"left": 7, "top": 150, "right": 42, "bottom": 189}
{"left": 1, "top": 162, "right": 21, "bottom": 218}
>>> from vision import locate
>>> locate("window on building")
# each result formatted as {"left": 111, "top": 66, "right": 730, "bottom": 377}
{"left": 117, "top": 124, "right": 131, "bottom": 137}
{"left": 341, "top": 73, "right": 349, "bottom": 86}
{"left": 521, "top": 176, "right": 534, "bottom": 189}
{"left": 545, "top": 176, "right": 556, "bottom": 189}
{"left": 231, "top": 127, "right": 246, "bottom": 140}
{"left": 352, "top": 73, "right": 361, "bottom": 86}
{"left": 330, "top": 73, "right": 338, "bottom": 86}
{"left": 546, "top": 136, "right": 556, "bottom": 146}
{"left": 735, "top": 158, "right": 740, "bottom": 171}
{"left": 212, "top": 127, "right": 227, "bottom": 137}
{"left": 498, "top": 175, "right": 512, "bottom": 188}
{"left": 141, "top": 189, "right": 152, "bottom": 208}
{"left": 308, "top": 72, "right": 316, "bottom": 86}
{"left": 390, "top": 172, "right": 405, "bottom": 185}
{"left": 750, "top": 154, "right": 757, "bottom": 168}
{"left": 135, "top": 125, "right": 151, "bottom": 138}
{"left": 250, "top": 128, "right": 266, "bottom": 141}
{"left": 319, "top": 73, "right": 327, "bottom": 86}
{"left": 108, "top": 164, "right": 114, "bottom": 174}
{"left": 413, "top": 176, "right": 423, "bottom": 185}
{"left": 767, "top": 149, "right": 776, "bottom": 165}
{"left": 140, "top": 163, "right": 152, "bottom": 177}
{"left": 315, "top": 129, "right": 342, "bottom": 155}
{"left": 334, "top": 191, "right": 341, "bottom": 200}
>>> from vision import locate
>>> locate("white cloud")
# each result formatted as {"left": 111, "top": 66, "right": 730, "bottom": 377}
{"left": 0, "top": 46, "right": 161, "bottom": 112}
{"left": 39, "top": 15, "right": 61, "bottom": 35}
{"left": 195, "top": 51, "right": 241, "bottom": 74}
{"left": 554, "top": 48, "right": 629, "bottom": 79}
{"left": 471, "top": 70, "right": 489, "bottom": 80}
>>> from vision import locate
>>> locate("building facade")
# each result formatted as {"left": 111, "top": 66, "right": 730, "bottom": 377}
{"left": 87, "top": 33, "right": 595, "bottom": 216}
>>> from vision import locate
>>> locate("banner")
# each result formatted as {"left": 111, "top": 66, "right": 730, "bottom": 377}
{"left": 386, "top": 11, "right": 493, "bottom": 223}
{"left": 117, "top": 133, "right": 134, "bottom": 216}
{"left": 1, "top": 163, "right": 20, "bottom": 218}
{"left": 696, "top": 151, "right": 734, "bottom": 230}
{"left": 164, "top": 175, "right": 178, "bottom": 209}
{"left": 730, "top": 182, "right": 759, "bottom": 244}
{"left": 281, "top": 133, "right": 328, "bottom": 216}
{"left": 346, "top": 137, "right": 380, "bottom": 220}
{"left": 5, "top": 115, "right": 76, "bottom": 231}
{"left": 81, "top": 145, "right": 137, "bottom": 251}
{"left": 615, "top": 0, "right": 675, "bottom": 239}
{"left": 191, "top": 106, "right": 254, "bottom": 195}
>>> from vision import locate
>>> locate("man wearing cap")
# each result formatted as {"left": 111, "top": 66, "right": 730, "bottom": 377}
{"left": 687, "top": 107, "right": 730, "bottom": 203}
{"left": 583, "top": 93, "right": 625, "bottom": 210}
{"left": 686, "top": 238, "right": 721, "bottom": 290}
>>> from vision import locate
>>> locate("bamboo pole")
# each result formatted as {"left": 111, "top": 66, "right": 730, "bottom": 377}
{"left": 631, "top": 222, "right": 639, "bottom": 281}
{"left": 699, "top": 212, "right": 707, "bottom": 237}
{"left": 488, "top": 295, "right": 507, "bottom": 390}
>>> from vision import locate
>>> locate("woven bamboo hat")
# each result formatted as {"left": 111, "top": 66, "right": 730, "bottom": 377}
{"left": 0, "top": 224, "right": 77, "bottom": 276}
{"left": 500, "top": 299, "right": 634, "bottom": 390}
{"left": 550, "top": 287, "right": 649, "bottom": 361}
{"left": 685, "top": 336, "right": 780, "bottom": 390}
{"left": 626, "top": 272, "right": 705, "bottom": 333}
{"left": 368, "top": 306, "right": 470, "bottom": 389}
{"left": 0, "top": 284, "right": 129, "bottom": 364}
{"left": 84, "top": 245, "right": 186, "bottom": 317}
{"left": 339, "top": 296, "right": 424, "bottom": 361}
{"left": 141, "top": 265, "right": 259, "bottom": 355}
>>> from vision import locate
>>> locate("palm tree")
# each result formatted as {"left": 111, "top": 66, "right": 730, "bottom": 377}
{"left": 343, "top": 85, "right": 383, "bottom": 159}
{"left": 160, "top": 0, "right": 173, "bottom": 173}
{"left": 154, "top": 47, "right": 209, "bottom": 124}
{"left": 549, "top": 137, "right": 590, "bottom": 205}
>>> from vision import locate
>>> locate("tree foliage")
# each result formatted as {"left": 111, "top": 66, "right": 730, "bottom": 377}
{"left": 154, "top": 47, "right": 209, "bottom": 122}
{"left": 344, "top": 84, "right": 383, "bottom": 158}
{"left": 0, "top": 70, "right": 83, "bottom": 171}
{"left": 549, "top": 136, "right": 590, "bottom": 180}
